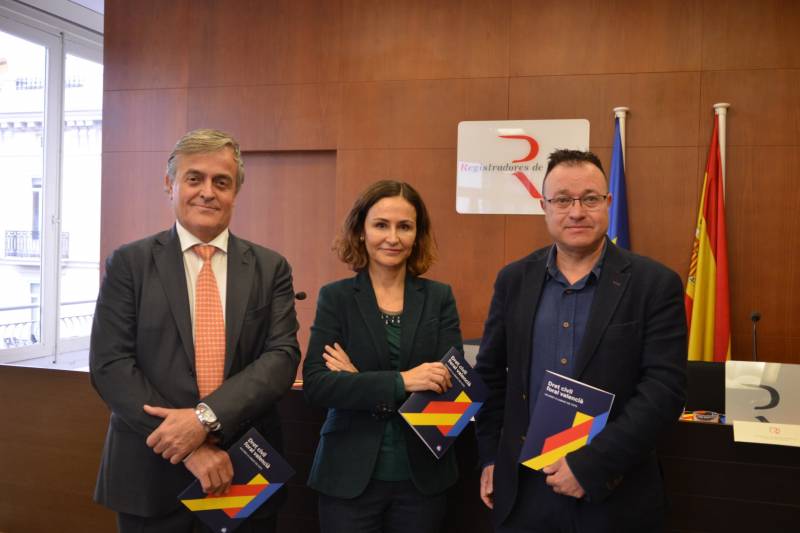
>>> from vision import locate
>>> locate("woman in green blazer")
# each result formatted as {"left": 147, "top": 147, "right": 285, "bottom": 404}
{"left": 303, "top": 180, "right": 463, "bottom": 533}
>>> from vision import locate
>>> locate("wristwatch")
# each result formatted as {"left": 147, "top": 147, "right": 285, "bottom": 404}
{"left": 195, "top": 402, "right": 222, "bottom": 433}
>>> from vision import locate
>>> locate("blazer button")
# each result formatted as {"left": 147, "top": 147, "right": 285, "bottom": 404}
{"left": 522, "top": 393, "right": 527, "bottom": 401}
{"left": 520, "top": 435, "right": 526, "bottom": 441}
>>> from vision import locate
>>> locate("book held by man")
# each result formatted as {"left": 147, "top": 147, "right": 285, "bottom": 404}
{"left": 399, "top": 346, "right": 489, "bottom": 458}
{"left": 520, "top": 370, "right": 615, "bottom": 470}
{"left": 179, "top": 427, "right": 294, "bottom": 533}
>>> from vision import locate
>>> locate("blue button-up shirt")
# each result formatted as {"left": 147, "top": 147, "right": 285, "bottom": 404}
{"left": 528, "top": 244, "right": 605, "bottom": 415}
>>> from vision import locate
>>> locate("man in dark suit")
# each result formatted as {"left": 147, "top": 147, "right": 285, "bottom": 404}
{"left": 90, "top": 129, "right": 300, "bottom": 533}
{"left": 475, "top": 149, "right": 686, "bottom": 533}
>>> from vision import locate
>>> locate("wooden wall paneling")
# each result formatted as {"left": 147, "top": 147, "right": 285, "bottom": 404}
{"left": 702, "top": 0, "right": 800, "bottom": 71}
{"left": 666, "top": 492, "right": 800, "bottom": 532}
{"left": 625, "top": 72, "right": 701, "bottom": 148}
{"left": 503, "top": 215, "right": 556, "bottom": 266}
{"left": 335, "top": 148, "right": 506, "bottom": 336}
{"left": 228, "top": 151, "right": 339, "bottom": 362}
{"left": 658, "top": 422, "right": 800, "bottom": 531}
{"left": 339, "top": 0, "right": 510, "bottom": 81}
{"left": 187, "top": 0, "right": 341, "bottom": 87}
{"left": 187, "top": 84, "right": 341, "bottom": 152}
{"left": 338, "top": 78, "right": 509, "bottom": 149}
{"left": 103, "top": 0, "right": 189, "bottom": 91}
{"left": 509, "top": 73, "right": 701, "bottom": 149}
{"left": 98, "top": 0, "right": 800, "bottom": 370}
{"left": 725, "top": 146, "right": 800, "bottom": 362}
{"left": 661, "top": 457, "right": 798, "bottom": 507}
{"left": 700, "top": 69, "right": 800, "bottom": 147}
{"left": 510, "top": 74, "right": 629, "bottom": 147}
{"left": 732, "top": 334, "right": 795, "bottom": 365}
{"left": 102, "top": 89, "right": 189, "bottom": 152}
{"left": 0, "top": 367, "right": 115, "bottom": 533}
{"left": 100, "top": 151, "right": 176, "bottom": 262}
{"left": 509, "top": 0, "right": 702, "bottom": 76}
{"left": 623, "top": 147, "right": 700, "bottom": 277}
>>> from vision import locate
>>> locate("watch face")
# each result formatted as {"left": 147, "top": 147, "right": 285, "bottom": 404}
{"left": 198, "top": 404, "right": 216, "bottom": 424}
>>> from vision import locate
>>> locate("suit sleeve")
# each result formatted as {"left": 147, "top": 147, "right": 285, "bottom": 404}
{"left": 567, "top": 268, "right": 687, "bottom": 502}
{"left": 302, "top": 284, "right": 400, "bottom": 411}
{"left": 474, "top": 269, "right": 510, "bottom": 466}
{"left": 89, "top": 249, "right": 173, "bottom": 435}
{"left": 203, "top": 255, "right": 300, "bottom": 432}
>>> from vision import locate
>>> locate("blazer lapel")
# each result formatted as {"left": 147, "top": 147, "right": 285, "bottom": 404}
{"left": 353, "top": 271, "right": 391, "bottom": 370}
{"left": 519, "top": 252, "right": 548, "bottom": 395}
{"left": 152, "top": 227, "right": 195, "bottom": 368}
{"left": 574, "top": 242, "right": 631, "bottom": 378}
{"left": 399, "top": 276, "right": 424, "bottom": 369}
{"left": 225, "top": 234, "right": 253, "bottom": 376}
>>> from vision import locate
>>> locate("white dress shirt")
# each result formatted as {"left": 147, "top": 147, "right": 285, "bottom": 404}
{"left": 175, "top": 221, "right": 229, "bottom": 335}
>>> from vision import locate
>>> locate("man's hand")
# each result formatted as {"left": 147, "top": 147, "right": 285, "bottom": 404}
{"left": 543, "top": 457, "right": 585, "bottom": 499}
{"left": 401, "top": 362, "right": 453, "bottom": 394}
{"left": 480, "top": 464, "right": 495, "bottom": 509}
{"left": 183, "top": 443, "right": 234, "bottom": 495}
{"left": 323, "top": 343, "right": 359, "bottom": 373}
{"left": 144, "top": 405, "right": 207, "bottom": 464}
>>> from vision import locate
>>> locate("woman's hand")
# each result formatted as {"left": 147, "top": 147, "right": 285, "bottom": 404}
{"left": 323, "top": 342, "right": 359, "bottom": 373}
{"left": 401, "top": 362, "right": 452, "bottom": 394}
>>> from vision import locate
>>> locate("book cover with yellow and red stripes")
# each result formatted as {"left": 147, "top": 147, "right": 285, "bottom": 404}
{"left": 519, "top": 371, "right": 614, "bottom": 471}
{"left": 179, "top": 428, "right": 294, "bottom": 532}
{"left": 399, "top": 347, "right": 488, "bottom": 458}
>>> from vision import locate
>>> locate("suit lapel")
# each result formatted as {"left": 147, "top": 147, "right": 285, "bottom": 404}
{"left": 399, "top": 276, "right": 424, "bottom": 369}
{"left": 353, "top": 271, "right": 391, "bottom": 370}
{"left": 225, "top": 234, "right": 253, "bottom": 376}
{"left": 519, "top": 252, "right": 548, "bottom": 395}
{"left": 152, "top": 227, "right": 195, "bottom": 368}
{"left": 574, "top": 242, "right": 631, "bottom": 378}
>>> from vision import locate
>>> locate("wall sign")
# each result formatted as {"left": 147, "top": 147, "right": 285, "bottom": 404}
{"left": 456, "top": 120, "right": 590, "bottom": 214}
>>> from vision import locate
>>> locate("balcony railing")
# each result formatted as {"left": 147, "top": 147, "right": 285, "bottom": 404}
{"left": 4, "top": 230, "right": 69, "bottom": 259}
{"left": 0, "top": 300, "right": 93, "bottom": 349}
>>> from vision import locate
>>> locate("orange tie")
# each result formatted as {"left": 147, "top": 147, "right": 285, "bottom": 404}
{"left": 193, "top": 244, "right": 225, "bottom": 398}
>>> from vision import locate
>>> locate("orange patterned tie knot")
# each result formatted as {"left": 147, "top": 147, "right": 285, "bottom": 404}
{"left": 193, "top": 244, "right": 225, "bottom": 398}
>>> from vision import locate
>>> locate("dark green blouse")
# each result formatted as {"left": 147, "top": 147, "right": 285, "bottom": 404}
{"left": 371, "top": 310, "right": 412, "bottom": 481}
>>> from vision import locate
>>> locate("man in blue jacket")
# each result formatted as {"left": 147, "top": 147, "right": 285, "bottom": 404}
{"left": 475, "top": 149, "right": 686, "bottom": 533}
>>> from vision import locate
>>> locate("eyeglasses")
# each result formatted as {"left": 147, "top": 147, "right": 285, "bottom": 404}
{"left": 543, "top": 194, "right": 608, "bottom": 211}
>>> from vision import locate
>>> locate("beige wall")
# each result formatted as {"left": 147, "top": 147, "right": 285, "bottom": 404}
{"left": 102, "top": 0, "right": 800, "bottom": 363}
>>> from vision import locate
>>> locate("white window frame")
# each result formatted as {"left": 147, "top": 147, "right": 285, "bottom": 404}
{"left": 0, "top": 0, "right": 102, "bottom": 364}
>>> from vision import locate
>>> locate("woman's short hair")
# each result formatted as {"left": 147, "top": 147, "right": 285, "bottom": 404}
{"left": 334, "top": 180, "right": 436, "bottom": 276}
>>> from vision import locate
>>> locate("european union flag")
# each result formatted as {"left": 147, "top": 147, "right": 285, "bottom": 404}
{"left": 608, "top": 117, "right": 630, "bottom": 249}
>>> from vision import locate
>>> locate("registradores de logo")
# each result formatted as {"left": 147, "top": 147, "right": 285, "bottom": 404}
{"left": 456, "top": 119, "right": 590, "bottom": 215}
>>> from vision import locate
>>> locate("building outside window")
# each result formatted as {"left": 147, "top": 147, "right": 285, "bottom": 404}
{"left": 0, "top": 0, "right": 102, "bottom": 366}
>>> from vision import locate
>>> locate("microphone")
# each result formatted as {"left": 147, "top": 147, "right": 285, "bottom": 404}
{"left": 750, "top": 311, "right": 761, "bottom": 361}
{"left": 295, "top": 291, "right": 307, "bottom": 301}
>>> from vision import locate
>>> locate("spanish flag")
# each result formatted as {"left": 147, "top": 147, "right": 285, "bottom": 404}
{"left": 685, "top": 115, "right": 731, "bottom": 361}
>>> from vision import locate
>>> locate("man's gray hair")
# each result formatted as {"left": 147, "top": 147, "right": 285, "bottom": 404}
{"left": 166, "top": 129, "right": 245, "bottom": 190}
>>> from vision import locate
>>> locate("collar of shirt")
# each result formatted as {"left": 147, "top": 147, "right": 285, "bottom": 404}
{"left": 175, "top": 221, "right": 229, "bottom": 255}
{"left": 544, "top": 240, "right": 607, "bottom": 287}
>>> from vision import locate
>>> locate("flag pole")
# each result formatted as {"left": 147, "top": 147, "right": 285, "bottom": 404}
{"left": 713, "top": 103, "right": 730, "bottom": 197}
{"left": 613, "top": 106, "right": 629, "bottom": 168}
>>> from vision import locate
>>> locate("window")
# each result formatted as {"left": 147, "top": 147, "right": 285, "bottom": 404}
{"left": 0, "top": 2, "right": 102, "bottom": 364}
